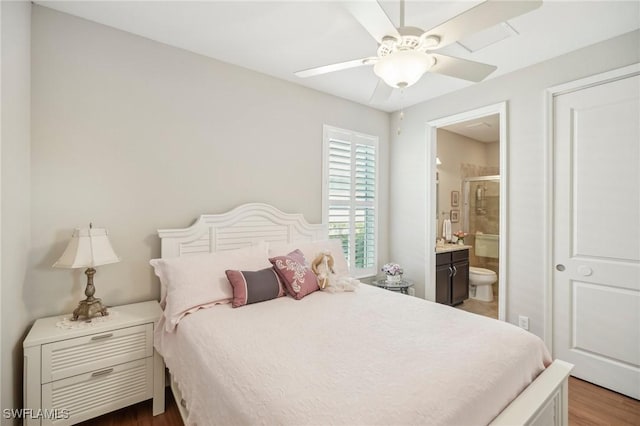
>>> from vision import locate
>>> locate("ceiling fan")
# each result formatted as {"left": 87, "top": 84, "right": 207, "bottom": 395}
{"left": 295, "top": 0, "right": 542, "bottom": 100}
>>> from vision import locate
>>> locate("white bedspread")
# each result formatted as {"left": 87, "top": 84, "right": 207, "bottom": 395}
{"left": 155, "top": 285, "right": 551, "bottom": 426}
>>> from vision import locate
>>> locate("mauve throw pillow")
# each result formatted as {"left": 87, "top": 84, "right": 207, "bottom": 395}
{"left": 269, "top": 249, "right": 319, "bottom": 300}
{"left": 225, "top": 268, "right": 286, "bottom": 308}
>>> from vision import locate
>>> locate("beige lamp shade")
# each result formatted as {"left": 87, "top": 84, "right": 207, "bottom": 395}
{"left": 53, "top": 227, "right": 120, "bottom": 269}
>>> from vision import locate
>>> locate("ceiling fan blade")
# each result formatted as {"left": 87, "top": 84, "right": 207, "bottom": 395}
{"left": 295, "top": 57, "right": 376, "bottom": 78}
{"left": 430, "top": 54, "right": 497, "bottom": 82}
{"left": 369, "top": 79, "right": 393, "bottom": 103}
{"left": 344, "top": 1, "right": 401, "bottom": 43}
{"left": 424, "top": 0, "right": 542, "bottom": 49}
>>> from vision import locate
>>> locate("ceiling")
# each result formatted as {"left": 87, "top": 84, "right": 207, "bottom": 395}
{"left": 442, "top": 113, "right": 499, "bottom": 142}
{"left": 36, "top": 1, "right": 640, "bottom": 112}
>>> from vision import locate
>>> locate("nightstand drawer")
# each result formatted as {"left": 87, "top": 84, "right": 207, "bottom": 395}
{"left": 41, "top": 358, "right": 153, "bottom": 426}
{"left": 42, "top": 324, "right": 152, "bottom": 383}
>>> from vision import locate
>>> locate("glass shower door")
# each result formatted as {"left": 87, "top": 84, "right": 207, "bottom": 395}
{"left": 463, "top": 176, "right": 500, "bottom": 236}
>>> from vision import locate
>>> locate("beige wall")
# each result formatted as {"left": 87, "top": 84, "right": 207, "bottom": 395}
{"left": 486, "top": 141, "right": 500, "bottom": 168}
{"left": 29, "top": 5, "right": 390, "bottom": 324}
{"left": 389, "top": 30, "right": 640, "bottom": 338}
{"left": 1, "top": 0, "right": 31, "bottom": 420}
{"left": 436, "top": 129, "right": 486, "bottom": 235}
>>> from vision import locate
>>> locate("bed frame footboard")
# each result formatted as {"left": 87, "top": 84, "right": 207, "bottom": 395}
{"left": 490, "top": 360, "right": 573, "bottom": 426}
{"left": 170, "top": 360, "right": 573, "bottom": 426}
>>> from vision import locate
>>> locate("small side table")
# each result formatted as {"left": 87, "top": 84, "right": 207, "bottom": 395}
{"left": 373, "top": 278, "right": 414, "bottom": 295}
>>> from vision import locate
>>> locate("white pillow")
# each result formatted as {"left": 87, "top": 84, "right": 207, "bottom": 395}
{"left": 268, "top": 239, "right": 349, "bottom": 276}
{"left": 150, "top": 242, "right": 269, "bottom": 332}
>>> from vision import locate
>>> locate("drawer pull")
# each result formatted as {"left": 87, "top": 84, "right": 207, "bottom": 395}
{"left": 91, "top": 333, "right": 113, "bottom": 341}
{"left": 91, "top": 368, "right": 114, "bottom": 378}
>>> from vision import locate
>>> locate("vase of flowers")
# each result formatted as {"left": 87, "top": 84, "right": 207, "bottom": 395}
{"left": 453, "top": 230, "right": 468, "bottom": 245}
{"left": 382, "top": 263, "right": 403, "bottom": 283}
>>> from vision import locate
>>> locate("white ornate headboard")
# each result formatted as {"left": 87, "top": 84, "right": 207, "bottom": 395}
{"left": 157, "top": 203, "right": 326, "bottom": 259}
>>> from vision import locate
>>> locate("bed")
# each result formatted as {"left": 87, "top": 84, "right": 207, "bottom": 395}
{"left": 152, "top": 203, "right": 572, "bottom": 426}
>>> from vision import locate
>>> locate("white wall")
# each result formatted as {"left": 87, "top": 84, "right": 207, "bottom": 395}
{"left": 29, "top": 6, "right": 390, "bottom": 321}
{"left": 389, "top": 30, "right": 640, "bottom": 338}
{"left": 1, "top": 0, "right": 31, "bottom": 421}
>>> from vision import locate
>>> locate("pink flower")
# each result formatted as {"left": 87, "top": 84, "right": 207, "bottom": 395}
{"left": 453, "top": 231, "right": 467, "bottom": 238}
{"left": 382, "top": 263, "right": 403, "bottom": 276}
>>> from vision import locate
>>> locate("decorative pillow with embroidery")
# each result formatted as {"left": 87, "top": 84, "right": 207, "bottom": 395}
{"left": 268, "top": 249, "right": 319, "bottom": 300}
{"left": 225, "top": 268, "right": 286, "bottom": 308}
{"left": 269, "top": 239, "right": 349, "bottom": 276}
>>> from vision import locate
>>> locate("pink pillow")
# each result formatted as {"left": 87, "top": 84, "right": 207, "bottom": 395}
{"left": 269, "top": 249, "right": 319, "bottom": 300}
{"left": 149, "top": 242, "right": 270, "bottom": 331}
{"left": 225, "top": 268, "right": 286, "bottom": 308}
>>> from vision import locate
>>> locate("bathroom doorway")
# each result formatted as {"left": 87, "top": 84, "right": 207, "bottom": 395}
{"left": 426, "top": 103, "right": 507, "bottom": 321}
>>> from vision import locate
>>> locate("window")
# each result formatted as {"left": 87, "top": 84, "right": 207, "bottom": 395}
{"left": 322, "top": 125, "right": 378, "bottom": 278}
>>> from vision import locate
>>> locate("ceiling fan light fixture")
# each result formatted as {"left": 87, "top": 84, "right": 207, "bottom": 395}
{"left": 374, "top": 50, "right": 434, "bottom": 88}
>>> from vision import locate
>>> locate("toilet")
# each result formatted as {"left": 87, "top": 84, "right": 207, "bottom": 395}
{"left": 469, "top": 233, "right": 499, "bottom": 302}
{"left": 469, "top": 267, "right": 497, "bottom": 301}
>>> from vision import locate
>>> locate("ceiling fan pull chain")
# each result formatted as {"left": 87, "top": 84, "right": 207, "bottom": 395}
{"left": 397, "top": 88, "right": 405, "bottom": 136}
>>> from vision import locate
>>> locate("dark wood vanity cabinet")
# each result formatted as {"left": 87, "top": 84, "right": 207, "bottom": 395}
{"left": 435, "top": 249, "right": 469, "bottom": 306}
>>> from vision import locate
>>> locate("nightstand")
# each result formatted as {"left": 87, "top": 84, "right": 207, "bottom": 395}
{"left": 23, "top": 301, "right": 165, "bottom": 425}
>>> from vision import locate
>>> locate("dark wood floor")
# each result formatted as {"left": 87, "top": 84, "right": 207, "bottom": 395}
{"left": 80, "top": 377, "right": 639, "bottom": 425}
{"left": 79, "top": 392, "right": 182, "bottom": 426}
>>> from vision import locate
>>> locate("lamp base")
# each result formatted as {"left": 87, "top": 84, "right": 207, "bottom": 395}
{"left": 72, "top": 298, "right": 108, "bottom": 321}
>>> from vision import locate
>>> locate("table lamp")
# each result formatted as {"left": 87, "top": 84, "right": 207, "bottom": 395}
{"left": 53, "top": 224, "right": 120, "bottom": 321}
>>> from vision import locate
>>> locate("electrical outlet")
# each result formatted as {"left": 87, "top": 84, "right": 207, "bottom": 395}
{"left": 518, "top": 315, "right": 529, "bottom": 331}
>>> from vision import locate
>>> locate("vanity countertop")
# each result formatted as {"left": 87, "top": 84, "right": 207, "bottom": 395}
{"left": 435, "top": 244, "right": 472, "bottom": 253}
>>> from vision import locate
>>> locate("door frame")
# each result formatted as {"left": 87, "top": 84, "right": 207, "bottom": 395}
{"left": 425, "top": 102, "right": 508, "bottom": 321}
{"left": 544, "top": 63, "right": 640, "bottom": 353}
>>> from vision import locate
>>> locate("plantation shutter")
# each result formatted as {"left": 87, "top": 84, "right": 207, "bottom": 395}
{"left": 323, "top": 126, "right": 378, "bottom": 277}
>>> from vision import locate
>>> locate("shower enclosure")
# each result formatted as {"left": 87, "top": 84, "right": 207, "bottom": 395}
{"left": 463, "top": 175, "right": 500, "bottom": 236}
{"left": 462, "top": 175, "right": 500, "bottom": 311}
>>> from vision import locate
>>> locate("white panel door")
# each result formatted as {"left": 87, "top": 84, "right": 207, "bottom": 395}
{"left": 553, "top": 73, "right": 640, "bottom": 399}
